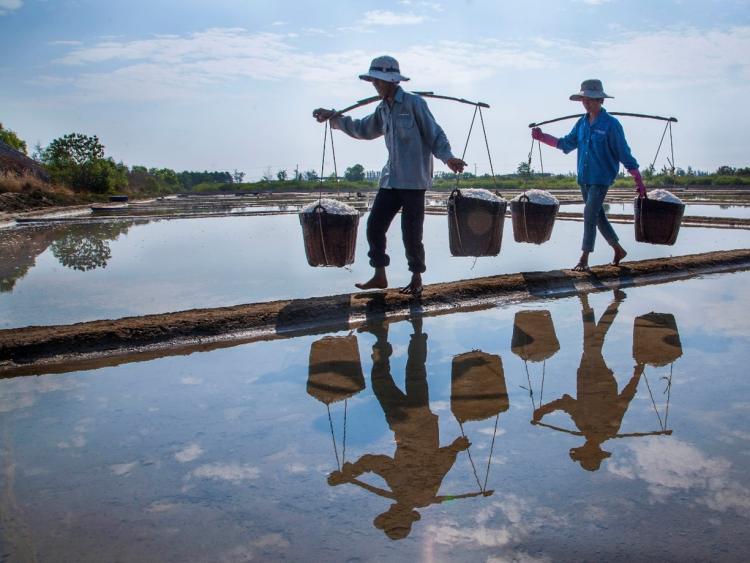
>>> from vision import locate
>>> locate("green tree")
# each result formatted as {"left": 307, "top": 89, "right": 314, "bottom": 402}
{"left": 277, "top": 169, "right": 288, "bottom": 181}
{"left": 0, "top": 123, "right": 27, "bottom": 154}
{"left": 39, "top": 133, "right": 127, "bottom": 193}
{"left": 516, "top": 161, "right": 531, "bottom": 177}
{"left": 344, "top": 163, "right": 365, "bottom": 181}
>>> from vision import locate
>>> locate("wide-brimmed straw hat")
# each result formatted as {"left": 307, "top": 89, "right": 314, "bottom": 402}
{"left": 359, "top": 55, "right": 410, "bottom": 83}
{"left": 569, "top": 79, "right": 613, "bottom": 101}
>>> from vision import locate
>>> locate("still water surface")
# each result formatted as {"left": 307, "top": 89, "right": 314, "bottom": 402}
{"left": 1, "top": 273, "right": 749, "bottom": 560}
{"left": 2, "top": 213, "right": 750, "bottom": 328}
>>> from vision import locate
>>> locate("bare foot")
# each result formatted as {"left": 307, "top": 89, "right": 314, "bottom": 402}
{"left": 572, "top": 262, "right": 590, "bottom": 272}
{"left": 612, "top": 247, "right": 627, "bottom": 266}
{"left": 399, "top": 273, "right": 423, "bottom": 296}
{"left": 355, "top": 268, "right": 388, "bottom": 290}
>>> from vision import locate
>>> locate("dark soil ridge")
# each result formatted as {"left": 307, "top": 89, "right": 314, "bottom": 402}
{"left": 2, "top": 248, "right": 750, "bottom": 376}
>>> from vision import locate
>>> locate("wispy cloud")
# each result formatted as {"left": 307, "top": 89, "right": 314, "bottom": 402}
{"left": 0, "top": 0, "right": 23, "bottom": 16}
{"left": 362, "top": 10, "right": 425, "bottom": 26}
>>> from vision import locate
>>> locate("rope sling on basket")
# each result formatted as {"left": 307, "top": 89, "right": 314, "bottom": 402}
{"left": 450, "top": 350, "right": 507, "bottom": 494}
{"left": 427, "top": 94, "right": 508, "bottom": 258}
{"left": 527, "top": 111, "right": 684, "bottom": 245}
{"left": 511, "top": 310, "right": 560, "bottom": 411}
{"left": 299, "top": 112, "right": 360, "bottom": 267}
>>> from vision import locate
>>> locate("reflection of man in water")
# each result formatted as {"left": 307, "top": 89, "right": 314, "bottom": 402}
{"left": 532, "top": 290, "right": 642, "bottom": 471}
{"left": 328, "top": 316, "right": 473, "bottom": 539}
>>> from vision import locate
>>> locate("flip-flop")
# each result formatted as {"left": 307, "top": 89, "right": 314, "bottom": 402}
{"left": 399, "top": 283, "right": 423, "bottom": 296}
{"left": 572, "top": 264, "right": 591, "bottom": 272}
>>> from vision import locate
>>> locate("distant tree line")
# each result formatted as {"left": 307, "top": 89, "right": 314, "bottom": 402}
{"left": 3, "top": 126, "right": 750, "bottom": 197}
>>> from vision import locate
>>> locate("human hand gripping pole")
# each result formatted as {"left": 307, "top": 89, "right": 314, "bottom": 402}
{"left": 629, "top": 169, "right": 647, "bottom": 198}
{"left": 312, "top": 108, "right": 336, "bottom": 123}
{"left": 531, "top": 127, "right": 558, "bottom": 148}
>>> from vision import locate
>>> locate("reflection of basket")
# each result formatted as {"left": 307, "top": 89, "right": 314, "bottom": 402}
{"left": 634, "top": 197, "right": 685, "bottom": 245}
{"left": 511, "top": 310, "right": 560, "bottom": 362}
{"left": 307, "top": 336, "right": 365, "bottom": 404}
{"left": 451, "top": 351, "right": 508, "bottom": 423}
{"left": 299, "top": 205, "right": 359, "bottom": 267}
{"left": 510, "top": 195, "right": 558, "bottom": 244}
{"left": 633, "top": 313, "right": 682, "bottom": 367}
{"left": 447, "top": 189, "right": 506, "bottom": 257}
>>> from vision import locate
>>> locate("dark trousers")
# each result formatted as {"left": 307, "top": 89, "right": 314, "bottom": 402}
{"left": 367, "top": 188, "right": 426, "bottom": 274}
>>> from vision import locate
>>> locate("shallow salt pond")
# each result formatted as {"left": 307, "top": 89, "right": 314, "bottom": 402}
{"left": 1, "top": 273, "right": 749, "bottom": 561}
{"left": 564, "top": 201, "right": 750, "bottom": 218}
{"left": 2, "top": 212, "right": 750, "bottom": 328}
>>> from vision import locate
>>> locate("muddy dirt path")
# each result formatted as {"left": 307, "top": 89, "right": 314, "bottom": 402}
{"left": 2, "top": 248, "right": 749, "bottom": 376}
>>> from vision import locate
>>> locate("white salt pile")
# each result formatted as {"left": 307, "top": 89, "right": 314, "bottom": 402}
{"left": 459, "top": 188, "right": 506, "bottom": 203}
{"left": 640, "top": 189, "right": 683, "bottom": 205}
{"left": 301, "top": 198, "right": 358, "bottom": 215}
{"left": 512, "top": 189, "right": 559, "bottom": 206}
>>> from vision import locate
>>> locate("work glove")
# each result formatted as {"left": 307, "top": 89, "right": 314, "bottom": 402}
{"left": 531, "top": 127, "right": 559, "bottom": 148}
{"left": 629, "top": 169, "right": 647, "bottom": 198}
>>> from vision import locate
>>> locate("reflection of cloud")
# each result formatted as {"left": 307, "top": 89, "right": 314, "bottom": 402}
{"left": 57, "top": 418, "right": 92, "bottom": 449}
{"left": 190, "top": 463, "right": 260, "bottom": 482}
{"left": 0, "top": 377, "right": 83, "bottom": 413}
{"left": 218, "top": 534, "right": 290, "bottom": 563}
{"left": 608, "top": 437, "right": 750, "bottom": 516}
{"left": 110, "top": 462, "right": 139, "bottom": 476}
{"left": 287, "top": 463, "right": 307, "bottom": 474}
{"left": 427, "top": 494, "right": 561, "bottom": 559}
{"left": 175, "top": 444, "right": 203, "bottom": 463}
{"left": 180, "top": 376, "right": 202, "bottom": 385}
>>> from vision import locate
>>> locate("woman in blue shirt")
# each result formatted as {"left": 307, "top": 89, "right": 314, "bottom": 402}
{"left": 532, "top": 79, "right": 647, "bottom": 271}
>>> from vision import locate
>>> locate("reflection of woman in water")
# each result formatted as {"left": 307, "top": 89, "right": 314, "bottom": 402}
{"left": 328, "top": 316, "right": 477, "bottom": 540}
{"left": 533, "top": 290, "right": 642, "bottom": 471}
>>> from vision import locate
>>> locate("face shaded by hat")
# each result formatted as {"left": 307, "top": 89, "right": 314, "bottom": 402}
{"left": 359, "top": 55, "right": 410, "bottom": 83}
{"left": 570, "top": 79, "right": 613, "bottom": 101}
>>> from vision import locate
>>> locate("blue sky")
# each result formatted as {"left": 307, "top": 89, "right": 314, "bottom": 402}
{"left": 2, "top": 0, "right": 749, "bottom": 179}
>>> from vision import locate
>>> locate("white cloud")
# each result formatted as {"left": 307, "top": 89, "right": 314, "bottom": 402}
{"left": 362, "top": 10, "right": 425, "bottom": 26}
{"left": 190, "top": 463, "right": 261, "bottom": 482}
{"left": 0, "top": 0, "right": 22, "bottom": 16}
{"left": 180, "top": 376, "right": 203, "bottom": 385}
{"left": 174, "top": 443, "right": 204, "bottom": 463}
{"left": 576, "top": 0, "right": 611, "bottom": 5}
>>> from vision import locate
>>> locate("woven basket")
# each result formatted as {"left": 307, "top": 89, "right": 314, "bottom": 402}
{"left": 511, "top": 310, "right": 560, "bottom": 363}
{"left": 307, "top": 335, "right": 365, "bottom": 405}
{"left": 450, "top": 351, "right": 508, "bottom": 423}
{"left": 632, "top": 313, "right": 682, "bottom": 367}
{"left": 299, "top": 204, "right": 359, "bottom": 267}
{"left": 634, "top": 197, "right": 685, "bottom": 245}
{"left": 447, "top": 189, "right": 506, "bottom": 257}
{"left": 510, "top": 195, "right": 558, "bottom": 244}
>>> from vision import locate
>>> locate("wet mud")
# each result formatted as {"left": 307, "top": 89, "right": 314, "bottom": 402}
{"left": 2, "top": 248, "right": 750, "bottom": 376}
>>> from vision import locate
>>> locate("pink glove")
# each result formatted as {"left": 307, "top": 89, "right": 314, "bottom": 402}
{"left": 629, "top": 169, "right": 647, "bottom": 198}
{"left": 531, "top": 127, "right": 558, "bottom": 148}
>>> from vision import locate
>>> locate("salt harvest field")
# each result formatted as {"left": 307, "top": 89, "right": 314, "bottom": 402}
{"left": 2, "top": 205, "right": 750, "bottom": 328}
{"left": 1, "top": 272, "right": 749, "bottom": 561}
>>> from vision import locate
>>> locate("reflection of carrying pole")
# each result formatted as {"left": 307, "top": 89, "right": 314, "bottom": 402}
{"left": 530, "top": 420, "right": 672, "bottom": 438}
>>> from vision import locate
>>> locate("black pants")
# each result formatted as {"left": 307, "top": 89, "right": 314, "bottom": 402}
{"left": 367, "top": 188, "right": 426, "bottom": 274}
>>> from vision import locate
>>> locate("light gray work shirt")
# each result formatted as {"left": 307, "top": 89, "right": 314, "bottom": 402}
{"left": 330, "top": 86, "right": 455, "bottom": 189}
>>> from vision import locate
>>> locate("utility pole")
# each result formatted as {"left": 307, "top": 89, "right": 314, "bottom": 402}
{"left": 474, "top": 163, "right": 477, "bottom": 176}
{"left": 295, "top": 164, "right": 299, "bottom": 181}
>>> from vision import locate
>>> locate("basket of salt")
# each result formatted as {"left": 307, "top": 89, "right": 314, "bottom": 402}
{"left": 510, "top": 189, "right": 559, "bottom": 244}
{"left": 307, "top": 335, "right": 365, "bottom": 405}
{"left": 451, "top": 351, "right": 509, "bottom": 423}
{"left": 447, "top": 188, "right": 507, "bottom": 257}
{"left": 634, "top": 189, "right": 685, "bottom": 246}
{"left": 511, "top": 310, "right": 560, "bottom": 363}
{"left": 632, "top": 312, "right": 682, "bottom": 367}
{"left": 299, "top": 198, "right": 360, "bottom": 267}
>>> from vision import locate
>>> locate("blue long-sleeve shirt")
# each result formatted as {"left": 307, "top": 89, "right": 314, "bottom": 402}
{"left": 556, "top": 108, "right": 639, "bottom": 186}
{"left": 330, "top": 87, "right": 455, "bottom": 189}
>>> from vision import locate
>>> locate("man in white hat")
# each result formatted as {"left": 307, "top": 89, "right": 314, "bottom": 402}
{"left": 313, "top": 55, "right": 466, "bottom": 294}
{"left": 531, "top": 79, "right": 647, "bottom": 271}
